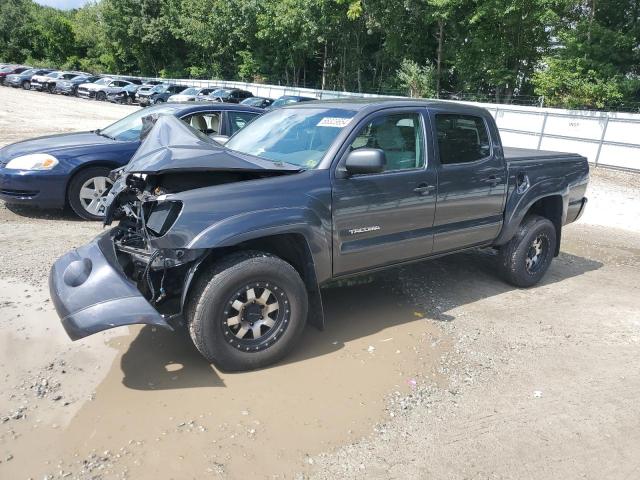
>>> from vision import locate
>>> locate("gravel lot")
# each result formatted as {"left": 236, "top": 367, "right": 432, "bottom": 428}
{"left": 0, "top": 86, "right": 639, "bottom": 480}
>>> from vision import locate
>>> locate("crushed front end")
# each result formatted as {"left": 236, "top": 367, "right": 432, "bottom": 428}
{"left": 49, "top": 114, "right": 299, "bottom": 340}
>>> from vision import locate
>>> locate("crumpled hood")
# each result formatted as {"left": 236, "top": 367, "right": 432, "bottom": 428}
{"left": 123, "top": 115, "right": 300, "bottom": 174}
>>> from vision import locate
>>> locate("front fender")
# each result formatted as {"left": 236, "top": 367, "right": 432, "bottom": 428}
{"left": 187, "top": 206, "right": 332, "bottom": 285}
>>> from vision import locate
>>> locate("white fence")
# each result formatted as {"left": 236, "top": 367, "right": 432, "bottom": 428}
{"left": 123, "top": 75, "right": 640, "bottom": 172}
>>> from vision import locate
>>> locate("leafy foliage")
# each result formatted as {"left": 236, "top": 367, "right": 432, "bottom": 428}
{"left": 0, "top": 0, "right": 638, "bottom": 110}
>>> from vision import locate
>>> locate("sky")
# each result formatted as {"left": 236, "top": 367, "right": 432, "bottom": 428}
{"left": 34, "top": 0, "right": 91, "bottom": 9}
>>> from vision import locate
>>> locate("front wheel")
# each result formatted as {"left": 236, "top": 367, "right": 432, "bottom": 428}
{"left": 67, "top": 166, "right": 114, "bottom": 220}
{"left": 187, "top": 252, "right": 308, "bottom": 371}
{"left": 498, "top": 215, "right": 557, "bottom": 288}
{"left": 47, "top": 83, "right": 56, "bottom": 93}
{"left": 22, "top": 80, "right": 31, "bottom": 90}
{"left": 96, "top": 91, "right": 106, "bottom": 101}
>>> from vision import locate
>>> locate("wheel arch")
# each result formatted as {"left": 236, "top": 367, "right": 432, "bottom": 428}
{"left": 496, "top": 185, "right": 569, "bottom": 257}
{"left": 182, "top": 232, "right": 325, "bottom": 330}
{"left": 525, "top": 195, "right": 563, "bottom": 256}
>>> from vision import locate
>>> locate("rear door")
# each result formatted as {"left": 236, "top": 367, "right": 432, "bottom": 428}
{"left": 429, "top": 109, "right": 507, "bottom": 253}
{"left": 332, "top": 108, "right": 437, "bottom": 275}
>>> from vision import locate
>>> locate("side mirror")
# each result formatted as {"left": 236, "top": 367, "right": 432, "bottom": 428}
{"left": 211, "top": 134, "right": 230, "bottom": 145}
{"left": 344, "top": 148, "right": 386, "bottom": 175}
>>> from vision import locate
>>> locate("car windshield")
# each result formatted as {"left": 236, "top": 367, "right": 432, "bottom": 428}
{"left": 181, "top": 88, "right": 199, "bottom": 96}
{"left": 47, "top": 72, "right": 62, "bottom": 78}
{"left": 21, "top": 69, "right": 36, "bottom": 75}
{"left": 271, "top": 97, "right": 313, "bottom": 108}
{"left": 212, "top": 89, "right": 231, "bottom": 97}
{"left": 150, "top": 85, "right": 165, "bottom": 92}
{"left": 241, "top": 97, "right": 264, "bottom": 106}
{"left": 225, "top": 107, "right": 356, "bottom": 168}
{"left": 93, "top": 77, "right": 111, "bottom": 85}
{"left": 100, "top": 105, "right": 176, "bottom": 142}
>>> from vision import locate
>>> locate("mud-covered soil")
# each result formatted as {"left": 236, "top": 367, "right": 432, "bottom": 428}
{"left": 1, "top": 86, "right": 639, "bottom": 480}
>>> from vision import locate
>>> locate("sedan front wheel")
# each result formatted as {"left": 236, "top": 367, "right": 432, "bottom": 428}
{"left": 68, "top": 167, "right": 114, "bottom": 220}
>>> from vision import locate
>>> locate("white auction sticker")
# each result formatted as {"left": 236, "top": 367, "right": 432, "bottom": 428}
{"left": 317, "top": 117, "right": 352, "bottom": 128}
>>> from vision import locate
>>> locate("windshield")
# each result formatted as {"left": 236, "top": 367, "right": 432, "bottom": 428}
{"left": 93, "top": 77, "right": 111, "bottom": 85}
{"left": 181, "top": 88, "right": 199, "bottom": 96}
{"left": 240, "top": 97, "right": 260, "bottom": 106}
{"left": 21, "top": 69, "right": 36, "bottom": 75}
{"left": 212, "top": 89, "right": 231, "bottom": 98}
{"left": 101, "top": 105, "right": 176, "bottom": 141}
{"left": 225, "top": 107, "right": 356, "bottom": 168}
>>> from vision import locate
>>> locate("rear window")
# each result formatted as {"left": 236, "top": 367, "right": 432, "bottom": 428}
{"left": 435, "top": 114, "right": 491, "bottom": 165}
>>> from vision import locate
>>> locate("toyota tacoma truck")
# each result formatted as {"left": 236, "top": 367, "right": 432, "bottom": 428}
{"left": 49, "top": 100, "right": 589, "bottom": 371}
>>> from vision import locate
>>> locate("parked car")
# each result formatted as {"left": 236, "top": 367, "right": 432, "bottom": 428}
{"left": 135, "top": 80, "right": 165, "bottom": 97}
{"left": 240, "top": 96, "right": 274, "bottom": 109}
{"left": 4, "top": 68, "right": 53, "bottom": 89}
{"left": 268, "top": 95, "right": 316, "bottom": 109}
{"left": 31, "top": 71, "right": 85, "bottom": 93}
{"left": 137, "top": 84, "right": 188, "bottom": 106}
{"left": 206, "top": 88, "right": 253, "bottom": 103}
{"left": 107, "top": 83, "right": 141, "bottom": 104}
{"left": 77, "top": 78, "right": 134, "bottom": 100}
{"left": 0, "top": 103, "right": 263, "bottom": 220}
{"left": 47, "top": 99, "right": 589, "bottom": 371}
{"left": 167, "top": 86, "right": 217, "bottom": 102}
{"left": 0, "top": 66, "right": 31, "bottom": 86}
{"left": 54, "top": 74, "right": 101, "bottom": 96}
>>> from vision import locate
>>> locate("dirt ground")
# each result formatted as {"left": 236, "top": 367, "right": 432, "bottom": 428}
{"left": 0, "top": 86, "right": 639, "bottom": 480}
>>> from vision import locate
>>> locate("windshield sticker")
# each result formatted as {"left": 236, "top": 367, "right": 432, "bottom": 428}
{"left": 317, "top": 117, "right": 352, "bottom": 128}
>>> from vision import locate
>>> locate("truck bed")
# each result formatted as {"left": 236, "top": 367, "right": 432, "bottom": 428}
{"left": 503, "top": 146, "right": 583, "bottom": 162}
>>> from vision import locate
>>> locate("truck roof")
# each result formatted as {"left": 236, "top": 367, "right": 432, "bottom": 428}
{"left": 285, "top": 98, "right": 491, "bottom": 115}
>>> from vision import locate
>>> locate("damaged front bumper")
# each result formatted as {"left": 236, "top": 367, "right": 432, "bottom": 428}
{"left": 49, "top": 230, "right": 173, "bottom": 340}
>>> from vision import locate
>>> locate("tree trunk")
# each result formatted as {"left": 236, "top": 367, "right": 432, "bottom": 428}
{"left": 321, "top": 40, "right": 328, "bottom": 91}
{"left": 436, "top": 19, "right": 444, "bottom": 98}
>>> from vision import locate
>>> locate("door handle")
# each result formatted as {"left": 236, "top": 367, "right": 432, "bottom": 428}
{"left": 413, "top": 184, "right": 435, "bottom": 195}
{"left": 483, "top": 175, "right": 502, "bottom": 186}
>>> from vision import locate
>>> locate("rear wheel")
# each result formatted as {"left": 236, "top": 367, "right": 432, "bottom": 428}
{"left": 187, "top": 252, "right": 308, "bottom": 371}
{"left": 22, "top": 80, "right": 30, "bottom": 90}
{"left": 67, "top": 166, "right": 114, "bottom": 220}
{"left": 498, "top": 215, "right": 557, "bottom": 288}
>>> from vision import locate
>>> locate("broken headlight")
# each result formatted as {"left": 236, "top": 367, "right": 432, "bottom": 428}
{"left": 145, "top": 200, "right": 182, "bottom": 237}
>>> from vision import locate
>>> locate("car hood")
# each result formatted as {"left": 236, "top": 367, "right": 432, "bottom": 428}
{"left": 0, "top": 131, "right": 116, "bottom": 163}
{"left": 80, "top": 82, "right": 102, "bottom": 90}
{"left": 123, "top": 115, "right": 300, "bottom": 174}
{"left": 168, "top": 94, "right": 194, "bottom": 101}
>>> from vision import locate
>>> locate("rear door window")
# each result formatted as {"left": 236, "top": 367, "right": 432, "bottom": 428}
{"left": 435, "top": 114, "right": 491, "bottom": 165}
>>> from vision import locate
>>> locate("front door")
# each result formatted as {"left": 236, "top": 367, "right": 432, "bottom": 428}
{"left": 332, "top": 109, "right": 437, "bottom": 276}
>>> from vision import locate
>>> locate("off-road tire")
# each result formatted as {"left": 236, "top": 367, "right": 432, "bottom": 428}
{"left": 67, "top": 166, "right": 112, "bottom": 221}
{"left": 186, "top": 251, "right": 308, "bottom": 371}
{"left": 498, "top": 214, "right": 557, "bottom": 288}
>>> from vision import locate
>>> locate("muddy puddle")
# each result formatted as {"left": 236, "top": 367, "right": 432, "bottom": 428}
{"left": 0, "top": 275, "right": 452, "bottom": 479}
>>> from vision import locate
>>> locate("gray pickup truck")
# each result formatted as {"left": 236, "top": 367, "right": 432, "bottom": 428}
{"left": 49, "top": 99, "right": 589, "bottom": 371}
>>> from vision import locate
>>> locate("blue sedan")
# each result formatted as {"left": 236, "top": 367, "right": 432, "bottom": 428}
{"left": 0, "top": 103, "right": 262, "bottom": 220}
